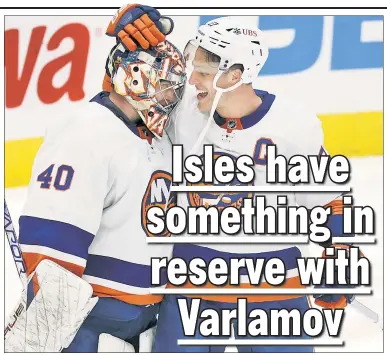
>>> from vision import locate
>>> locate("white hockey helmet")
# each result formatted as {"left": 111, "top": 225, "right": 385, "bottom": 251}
{"left": 184, "top": 16, "right": 269, "bottom": 85}
{"left": 184, "top": 17, "right": 269, "bottom": 155}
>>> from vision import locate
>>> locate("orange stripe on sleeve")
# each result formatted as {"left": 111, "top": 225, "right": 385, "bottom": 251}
{"left": 90, "top": 284, "right": 163, "bottom": 305}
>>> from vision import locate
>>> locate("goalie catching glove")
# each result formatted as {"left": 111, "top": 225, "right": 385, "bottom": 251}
{"left": 5, "top": 260, "right": 98, "bottom": 352}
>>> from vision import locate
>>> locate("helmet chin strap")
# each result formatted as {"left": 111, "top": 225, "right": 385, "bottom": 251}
{"left": 188, "top": 71, "right": 243, "bottom": 155}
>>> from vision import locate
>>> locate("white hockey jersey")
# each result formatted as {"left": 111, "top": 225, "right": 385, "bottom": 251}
{"left": 19, "top": 92, "right": 175, "bottom": 305}
{"left": 167, "top": 87, "right": 347, "bottom": 303}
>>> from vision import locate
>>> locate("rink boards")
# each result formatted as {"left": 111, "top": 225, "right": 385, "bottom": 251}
{"left": 4, "top": 15, "right": 383, "bottom": 187}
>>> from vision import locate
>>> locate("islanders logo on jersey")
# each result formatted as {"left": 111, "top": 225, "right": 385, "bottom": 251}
{"left": 187, "top": 152, "right": 253, "bottom": 210}
{"left": 141, "top": 170, "right": 176, "bottom": 238}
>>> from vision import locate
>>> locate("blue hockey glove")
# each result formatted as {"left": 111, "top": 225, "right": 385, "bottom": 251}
{"left": 106, "top": 4, "right": 173, "bottom": 51}
{"left": 313, "top": 244, "right": 358, "bottom": 309}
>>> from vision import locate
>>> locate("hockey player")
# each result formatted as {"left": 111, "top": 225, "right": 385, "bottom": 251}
{"left": 105, "top": 6, "right": 357, "bottom": 353}
{"left": 13, "top": 30, "right": 186, "bottom": 352}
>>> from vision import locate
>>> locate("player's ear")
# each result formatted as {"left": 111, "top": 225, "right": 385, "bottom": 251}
{"left": 230, "top": 67, "right": 243, "bottom": 83}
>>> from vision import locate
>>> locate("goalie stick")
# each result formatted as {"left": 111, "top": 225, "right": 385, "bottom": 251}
{"left": 4, "top": 200, "right": 27, "bottom": 283}
{"left": 4, "top": 200, "right": 28, "bottom": 339}
{"left": 4, "top": 200, "right": 99, "bottom": 351}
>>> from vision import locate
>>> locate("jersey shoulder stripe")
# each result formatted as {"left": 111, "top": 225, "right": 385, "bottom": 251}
{"left": 84, "top": 254, "right": 168, "bottom": 288}
{"left": 19, "top": 215, "right": 94, "bottom": 260}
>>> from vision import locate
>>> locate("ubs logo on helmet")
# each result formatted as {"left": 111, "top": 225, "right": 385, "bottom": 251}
{"left": 243, "top": 29, "right": 258, "bottom": 37}
{"left": 227, "top": 28, "right": 258, "bottom": 37}
{"left": 187, "top": 152, "right": 253, "bottom": 210}
{"left": 142, "top": 170, "right": 176, "bottom": 238}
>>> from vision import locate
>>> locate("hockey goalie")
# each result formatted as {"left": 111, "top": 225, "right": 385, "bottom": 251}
{"left": 5, "top": 7, "right": 184, "bottom": 352}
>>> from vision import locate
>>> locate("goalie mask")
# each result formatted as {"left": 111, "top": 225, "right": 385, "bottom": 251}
{"left": 106, "top": 41, "right": 186, "bottom": 138}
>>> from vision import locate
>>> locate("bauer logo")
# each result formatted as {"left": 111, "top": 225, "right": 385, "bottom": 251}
{"left": 141, "top": 170, "right": 176, "bottom": 238}
{"left": 4, "top": 303, "right": 24, "bottom": 337}
{"left": 187, "top": 152, "right": 253, "bottom": 210}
